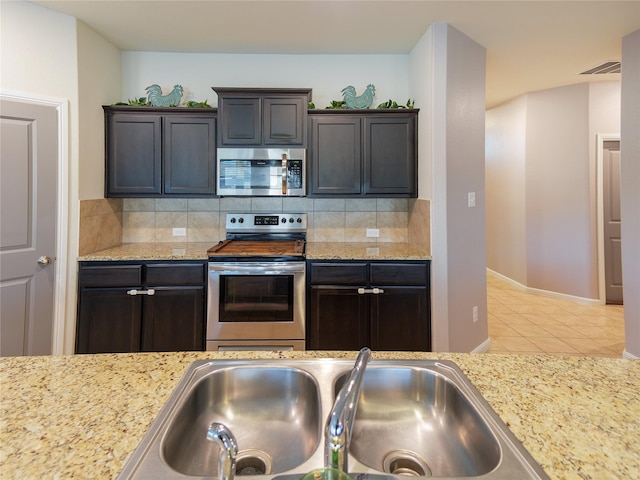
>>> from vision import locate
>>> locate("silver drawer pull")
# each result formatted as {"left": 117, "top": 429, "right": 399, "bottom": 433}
{"left": 127, "top": 289, "right": 155, "bottom": 296}
{"left": 357, "top": 288, "right": 385, "bottom": 295}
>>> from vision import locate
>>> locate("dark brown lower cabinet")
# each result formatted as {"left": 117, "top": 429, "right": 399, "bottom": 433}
{"left": 307, "top": 260, "right": 431, "bottom": 351}
{"left": 140, "top": 287, "right": 204, "bottom": 352}
{"left": 76, "top": 261, "right": 205, "bottom": 354}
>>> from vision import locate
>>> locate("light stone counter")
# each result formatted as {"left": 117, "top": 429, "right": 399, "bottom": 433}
{"left": 1, "top": 351, "right": 638, "bottom": 479}
{"left": 78, "top": 242, "right": 213, "bottom": 261}
{"left": 77, "top": 242, "right": 430, "bottom": 262}
{"left": 305, "top": 242, "right": 430, "bottom": 261}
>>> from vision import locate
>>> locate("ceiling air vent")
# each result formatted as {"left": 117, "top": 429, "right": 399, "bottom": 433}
{"left": 580, "top": 61, "right": 621, "bottom": 75}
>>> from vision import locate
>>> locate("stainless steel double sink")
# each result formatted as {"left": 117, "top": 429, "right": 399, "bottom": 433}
{"left": 118, "top": 358, "right": 549, "bottom": 479}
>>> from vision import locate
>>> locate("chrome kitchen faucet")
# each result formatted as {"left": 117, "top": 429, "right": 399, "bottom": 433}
{"left": 324, "top": 347, "right": 371, "bottom": 473}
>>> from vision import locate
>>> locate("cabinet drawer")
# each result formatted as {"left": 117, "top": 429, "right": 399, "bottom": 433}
{"left": 78, "top": 265, "right": 142, "bottom": 287}
{"left": 309, "top": 263, "right": 367, "bottom": 285}
{"left": 145, "top": 263, "right": 205, "bottom": 286}
{"left": 370, "top": 263, "right": 428, "bottom": 286}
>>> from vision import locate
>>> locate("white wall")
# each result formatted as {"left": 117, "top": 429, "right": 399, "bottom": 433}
{"left": 486, "top": 82, "right": 622, "bottom": 302}
{"left": 1, "top": 2, "right": 78, "bottom": 99}
{"left": 413, "top": 23, "right": 488, "bottom": 352}
{"left": 620, "top": 30, "right": 640, "bottom": 359}
{"left": 486, "top": 96, "right": 527, "bottom": 284}
{"left": 121, "top": 52, "right": 410, "bottom": 111}
{"left": 526, "top": 83, "right": 593, "bottom": 297}
{"left": 77, "top": 22, "right": 122, "bottom": 200}
{"left": 409, "top": 27, "right": 434, "bottom": 201}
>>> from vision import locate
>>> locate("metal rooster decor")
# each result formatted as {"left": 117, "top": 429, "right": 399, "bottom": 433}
{"left": 145, "top": 84, "right": 184, "bottom": 107}
{"left": 341, "top": 84, "right": 376, "bottom": 109}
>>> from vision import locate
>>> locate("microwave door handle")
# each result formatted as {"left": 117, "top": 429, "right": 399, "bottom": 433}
{"left": 282, "top": 153, "right": 287, "bottom": 195}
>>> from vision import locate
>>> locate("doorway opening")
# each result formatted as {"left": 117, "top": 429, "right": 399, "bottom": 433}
{"left": 596, "top": 134, "right": 623, "bottom": 305}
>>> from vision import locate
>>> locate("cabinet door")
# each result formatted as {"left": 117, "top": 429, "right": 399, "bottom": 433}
{"left": 263, "top": 96, "right": 306, "bottom": 145}
{"left": 76, "top": 288, "right": 142, "bottom": 353}
{"left": 219, "top": 97, "right": 261, "bottom": 145}
{"left": 141, "top": 287, "right": 205, "bottom": 352}
{"left": 364, "top": 115, "right": 417, "bottom": 196}
{"left": 309, "top": 115, "right": 361, "bottom": 196}
{"left": 370, "top": 286, "right": 430, "bottom": 351}
{"left": 163, "top": 115, "right": 216, "bottom": 195}
{"left": 307, "top": 286, "right": 369, "bottom": 350}
{"left": 106, "top": 113, "right": 162, "bottom": 196}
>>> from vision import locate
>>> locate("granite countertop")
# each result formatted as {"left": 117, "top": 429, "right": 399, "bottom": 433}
{"left": 78, "top": 242, "right": 430, "bottom": 261}
{"left": 1, "top": 351, "right": 638, "bottom": 479}
{"left": 78, "top": 242, "right": 213, "bottom": 261}
{"left": 306, "top": 242, "right": 430, "bottom": 260}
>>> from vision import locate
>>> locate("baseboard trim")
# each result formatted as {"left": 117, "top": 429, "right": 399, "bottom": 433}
{"left": 471, "top": 338, "right": 492, "bottom": 354}
{"left": 623, "top": 349, "right": 639, "bottom": 360}
{"left": 487, "top": 269, "right": 601, "bottom": 306}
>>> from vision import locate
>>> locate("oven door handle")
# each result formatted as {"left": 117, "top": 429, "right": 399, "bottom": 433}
{"left": 209, "top": 262, "right": 305, "bottom": 275}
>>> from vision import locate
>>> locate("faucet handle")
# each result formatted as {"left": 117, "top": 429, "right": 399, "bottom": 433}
{"left": 207, "top": 422, "right": 238, "bottom": 480}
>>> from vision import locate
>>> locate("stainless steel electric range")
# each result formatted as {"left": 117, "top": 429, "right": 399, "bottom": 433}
{"left": 206, "top": 213, "right": 307, "bottom": 351}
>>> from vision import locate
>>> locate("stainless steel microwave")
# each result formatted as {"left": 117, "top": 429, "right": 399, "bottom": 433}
{"left": 217, "top": 148, "right": 306, "bottom": 196}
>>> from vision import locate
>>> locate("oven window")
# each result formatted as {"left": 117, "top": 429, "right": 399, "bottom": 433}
{"left": 219, "top": 274, "right": 294, "bottom": 322}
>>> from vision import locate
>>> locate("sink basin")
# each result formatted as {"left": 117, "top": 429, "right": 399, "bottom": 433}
{"left": 334, "top": 366, "right": 500, "bottom": 477}
{"left": 118, "top": 359, "right": 549, "bottom": 480}
{"left": 163, "top": 366, "right": 321, "bottom": 476}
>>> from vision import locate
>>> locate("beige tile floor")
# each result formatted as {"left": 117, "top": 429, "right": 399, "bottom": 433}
{"left": 486, "top": 272, "right": 626, "bottom": 357}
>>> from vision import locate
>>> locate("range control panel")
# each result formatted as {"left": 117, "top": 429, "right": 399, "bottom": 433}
{"left": 226, "top": 213, "right": 307, "bottom": 233}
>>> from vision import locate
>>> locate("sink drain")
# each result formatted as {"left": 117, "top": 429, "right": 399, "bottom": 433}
{"left": 236, "top": 449, "right": 272, "bottom": 476}
{"left": 383, "top": 450, "right": 432, "bottom": 477}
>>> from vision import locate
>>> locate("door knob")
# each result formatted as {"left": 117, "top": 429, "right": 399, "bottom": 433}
{"left": 37, "top": 255, "right": 51, "bottom": 266}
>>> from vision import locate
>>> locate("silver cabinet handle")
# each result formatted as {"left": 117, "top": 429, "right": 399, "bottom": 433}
{"left": 37, "top": 255, "right": 51, "bottom": 266}
{"left": 126, "top": 289, "right": 155, "bottom": 296}
{"left": 357, "top": 288, "right": 385, "bottom": 295}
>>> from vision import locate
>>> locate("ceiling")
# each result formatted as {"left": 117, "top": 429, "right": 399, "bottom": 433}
{"left": 27, "top": 0, "right": 640, "bottom": 108}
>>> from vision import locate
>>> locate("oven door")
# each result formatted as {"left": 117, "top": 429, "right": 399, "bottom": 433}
{"left": 207, "top": 261, "right": 305, "bottom": 342}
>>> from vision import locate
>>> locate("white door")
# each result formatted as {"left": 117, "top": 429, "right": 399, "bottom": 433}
{"left": 0, "top": 98, "right": 58, "bottom": 356}
{"left": 603, "top": 140, "right": 623, "bottom": 304}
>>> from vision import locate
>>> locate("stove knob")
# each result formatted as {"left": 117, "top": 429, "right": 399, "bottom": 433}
{"left": 238, "top": 217, "right": 244, "bottom": 223}
{"left": 289, "top": 218, "right": 294, "bottom": 223}
{"left": 296, "top": 217, "right": 302, "bottom": 223}
{"left": 230, "top": 217, "right": 236, "bottom": 224}
{"left": 281, "top": 217, "right": 287, "bottom": 224}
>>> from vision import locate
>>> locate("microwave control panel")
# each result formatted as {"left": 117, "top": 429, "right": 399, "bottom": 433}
{"left": 287, "top": 160, "right": 303, "bottom": 189}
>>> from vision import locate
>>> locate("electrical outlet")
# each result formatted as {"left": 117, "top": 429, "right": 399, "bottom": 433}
{"left": 472, "top": 306, "right": 478, "bottom": 323}
{"left": 172, "top": 227, "right": 186, "bottom": 237}
{"left": 366, "top": 228, "right": 380, "bottom": 238}
{"left": 468, "top": 192, "right": 476, "bottom": 208}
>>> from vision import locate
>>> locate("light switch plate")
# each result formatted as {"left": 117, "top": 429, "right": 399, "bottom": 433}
{"left": 172, "top": 227, "right": 187, "bottom": 237}
{"left": 468, "top": 192, "right": 476, "bottom": 208}
{"left": 366, "top": 228, "right": 380, "bottom": 238}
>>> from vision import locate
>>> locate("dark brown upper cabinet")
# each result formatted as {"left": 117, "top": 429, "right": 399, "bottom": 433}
{"left": 213, "top": 87, "right": 311, "bottom": 147}
{"left": 308, "top": 109, "right": 418, "bottom": 197}
{"left": 104, "top": 106, "right": 216, "bottom": 197}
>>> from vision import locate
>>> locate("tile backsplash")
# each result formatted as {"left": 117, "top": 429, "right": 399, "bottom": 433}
{"left": 78, "top": 198, "right": 122, "bottom": 255}
{"left": 79, "top": 197, "right": 430, "bottom": 253}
